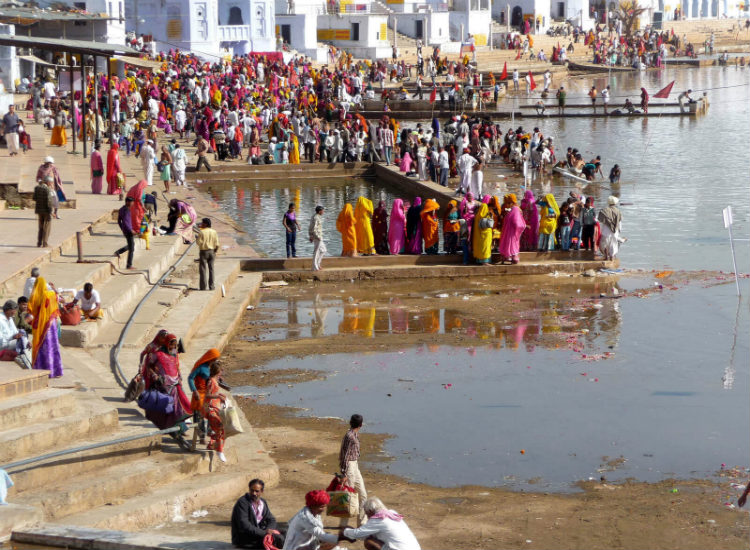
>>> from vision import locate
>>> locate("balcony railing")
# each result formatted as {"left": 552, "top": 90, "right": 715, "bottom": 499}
{"left": 218, "top": 25, "right": 250, "bottom": 41}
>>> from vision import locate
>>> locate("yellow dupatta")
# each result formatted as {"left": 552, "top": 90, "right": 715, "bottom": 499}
{"left": 29, "top": 277, "right": 59, "bottom": 364}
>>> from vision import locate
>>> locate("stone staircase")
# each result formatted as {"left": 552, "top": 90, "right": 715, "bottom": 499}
{"left": 0, "top": 191, "right": 277, "bottom": 542}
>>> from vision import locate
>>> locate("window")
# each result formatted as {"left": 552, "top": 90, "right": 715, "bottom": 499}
{"left": 228, "top": 6, "right": 243, "bottom": 24}
{"left": 74, "top": 1, "right": 87, "bottom": 25}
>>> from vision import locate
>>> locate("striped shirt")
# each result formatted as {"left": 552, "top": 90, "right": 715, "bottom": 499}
{"left": 339, "top": 429, "right": 360, "bottom": 473}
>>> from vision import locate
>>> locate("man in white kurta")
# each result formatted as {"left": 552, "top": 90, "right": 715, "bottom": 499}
{"left": 342, "top": 497, "right": 421, "bottom": 550}
{"left": 141, "top": 140, "right": 155, "bottom": 186}
{"left": 457, "top": 151, "right": 477, "bottom": 194}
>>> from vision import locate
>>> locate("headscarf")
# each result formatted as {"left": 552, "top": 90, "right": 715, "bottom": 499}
{"left": 388, "top": 199, "right": 406, "bottom": 254}
{"left": 472, "top": 203, "right": 492, "bottom": 261}
{"left": 370, "top": 509, "right": 404, "bottom": 522}
{"left": 443, "top": 200, "right": 460, "bottom": 233}
{"left": 420, "top": 198, "right": 440, "bottom": 249}
{"left": 521, "top": 190, "right": 539, "bottom": 228}
{"left": 29, "top": 276, "right": 58, "bottom": 365}
{"left": 336, "top": 203, "right": 357, "bottom": 256}
{"left": 406, "top": 197, "right": 422, "bottom": 238}
{"left": 193, "top": 348, "right": 220, "bottom": 370}
{"left": 305, "top": 490, "right": 330, "bottom": 508}
{"left": 126, "top": 179, "right": 148, "bottom": 230}
{"left": 543, "top": 193, "right": 560, "bottom": 217}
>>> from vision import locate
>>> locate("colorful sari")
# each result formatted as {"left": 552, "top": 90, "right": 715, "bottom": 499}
{"left": 106, "top": 144, "right": 122, "bottom": 195}
{"left": 29, "top": 277, "right": 63, "bottom": 378}
{"left": 353, "top": 197, "right": 375, "bottom": 255}
{"left": 388, "top": 199, "right": 406, "bottom": 254}
{"left": 538, "top": 193, "right": 559, "bottom": 250}
{"left": 498, "top": 195, "right": 526, "bottom": 263}
{"left": 472, "top": 203, "right": 493, "bottom": 264}
{"left": 143, "top": 337, "right": 192, "bottom": 430}
{"left": 336, "top": 204, "right": 357, "bottom": 256}
{"left": 420, "top": 199, "right": 440, "bottom": 254}
{"left": 90, "top": 149, "right": 104, "bottom": 194}
{"left": 173, "top": 200, "right": 197, "bottom": 242}
{"left": 405, "top": 197, "right": 423, "bottom": 255}
{"left": 189, "top": 347, "right": 220, "bottom": 413}
{"left": 520, "top": 190, "right": 539, "bottom": 251}
{"left": 443, "top": 200, "right": 460, "bottom": 254}
{"left": 372, "top": 200, "right": 389, "bottom": 255}
{"left": 126, "top": 179, "right": 148, "bottom": 230}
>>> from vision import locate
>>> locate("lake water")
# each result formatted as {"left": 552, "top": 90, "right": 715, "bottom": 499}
{"left": 221, "top": 65, "right": 750, "bottom": 490}
{"left": 237, "top": 277, "right": 750, "bottom": 490}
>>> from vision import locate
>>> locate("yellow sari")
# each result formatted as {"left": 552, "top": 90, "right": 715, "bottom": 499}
{"left": 472, "top": 203, "right": 493, "bottom": 263}
{"left": 289, "top": 134, "right": 300, "bottom": 164}
{"left": 538, "top": 193, "right": 559, "bottom": 236}
{"left": 336, "top": 204, "right": 357, "bottom": 256}
{"left": 29, "top": 277, "right": 59, "bottom": 365}
{"left": 354, "top": 197, "right": 375, "bottom": 255}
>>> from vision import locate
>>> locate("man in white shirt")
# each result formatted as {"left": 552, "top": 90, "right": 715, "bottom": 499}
{"left": 72, "top": 282, "right": 103, "bottom": 320}
{"left": 512, "top": 69, "right": 519, "bottom": 91}
{"left": 283, "top": 490, "right": 349, "bottom": 550}
{"left": 0, "top": 300, "right": 21, "bottom": 360}
{"left": 602, "top": 85, "right": 611, "bottom": 114}
{"left": 438, "top": 145, "right": 449, "bottom": 187}
{"left": 457, "top": 149, "right": 477, "bottom": 194}
{"left": 342, "top": 497, "right": 421, "bottom": 550}
{"left": 23, "top": 267, "right": 40, "bottom": 298}
{"left": 141, "top": 139, "right": 156, "bottom": 186}
{"left": 43, "top": 80, "right": 57, "bottom": 102}
{"left": 308, "top": 206, "right": 326, "bottom": 272}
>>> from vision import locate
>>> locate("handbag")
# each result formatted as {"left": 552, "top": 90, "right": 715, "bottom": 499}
{"left": 220, "top": 400, "right": 244, "bottom": 437}
{"left": 116, "top": 172, "right": 126, "bottom": 189}
{"left": 326, "top": 475, "right": 357, "bottom": 518}
{"left": 124, "top": 373, "right": 145, "bottom": 402}
{"left": 137, "top": 388, "right": 174, "bottom": 414}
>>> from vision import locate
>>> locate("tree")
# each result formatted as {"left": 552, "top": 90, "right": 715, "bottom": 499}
{"left": 614, "top": 1, "right": 648, "bottom": 38}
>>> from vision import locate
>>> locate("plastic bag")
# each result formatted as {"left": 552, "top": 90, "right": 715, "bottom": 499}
{"left": 327, "top": 490, "right": 358, "bottom": 518}
{"left": 220, "top": 401, "right": 244, "bottom": 437}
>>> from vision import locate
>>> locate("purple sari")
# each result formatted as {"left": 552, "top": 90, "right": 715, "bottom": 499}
{"left": 33, "top": 318, "right": 63, "bottom": 378}
{"left": 405, "top": 197, "right": 423, "bottom": 255}
{"left": 520, "top": 190, "right": 539, "bottom": 251}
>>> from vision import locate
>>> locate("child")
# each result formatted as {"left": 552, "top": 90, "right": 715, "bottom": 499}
{"left": 558, "top": 202, "right": 572, "bottom": 251}
{"left": 18, "top": 122, "right": 31, "bottom": 152}
{"left": 581, "top": 197, "right": 596, "bottom": 251}
{"left": 458, "top": 218, "right": 470, "bottom": 265}
{"left": 139, "top": 211, "right": 152, "bottom": 250}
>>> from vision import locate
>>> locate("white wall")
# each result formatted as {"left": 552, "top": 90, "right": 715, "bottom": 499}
{"left": 316, "top": 13, "right": 389, "bottom": 47}
{"left": 0, "top": 24, "right": 17, "bottom": 92}
{"left": 391, "top": 11, "right": 450, "bottom": 43}
{"left": 448, "top": 10, "right": 491, "bottom": 42}
{"left": 276, "top": 13, "right": 318, "bottom": 49}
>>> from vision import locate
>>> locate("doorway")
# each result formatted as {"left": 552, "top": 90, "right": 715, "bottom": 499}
{"left": 415, "top": 19, "right": 424, "bottom": 39}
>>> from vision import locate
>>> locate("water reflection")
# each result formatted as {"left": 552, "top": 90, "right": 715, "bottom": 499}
{"left": 247, "top": 292, "right": 624, "bottom": 354}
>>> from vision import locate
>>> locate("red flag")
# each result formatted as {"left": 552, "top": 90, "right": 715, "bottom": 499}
{"left": 515, "top": 49, "right": 521, "bottom": 60}
{"left": 653, "top": 80, "right": 675, "bottom": 98}
{"left": 528, "top": 71, "right": 536, "bottom": 91}
{"left": 429, "top": 87, "right": 437, "bottom": 104}
{"left": 500, "top": 62, "right": 507, "bottom": 80}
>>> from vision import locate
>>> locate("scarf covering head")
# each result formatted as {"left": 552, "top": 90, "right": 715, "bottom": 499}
{"left": 444, "top": 200, "right": 460, "bottom": 233}
{"left": 193, "top": 348, "right": 220, "bottom": 370}
{"left": 388, "top": 199, "right": 406, "bottom": 253}
{"left": 420, "top": 198, "right": 440, "bottom": 249}
{"left": 305, "top": 490, "right": 330, "bottom": 508}
{"left": 370, "top": 509, "right": 404, "bottom": 522}
{"left": 29, "top": 276, "right": 58, "bottom": 364}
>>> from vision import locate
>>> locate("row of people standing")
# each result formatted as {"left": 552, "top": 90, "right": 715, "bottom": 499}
{"left": 324, "top": 190, "right": 624, "bottom": 265}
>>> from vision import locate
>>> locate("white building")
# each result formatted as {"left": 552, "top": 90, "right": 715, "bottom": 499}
{"left": 384, "top": 0, "right": 451, "bottom": 45}
{"left": 493, "top": 0, "right": 591, "bottom": 32}
{"left": 125, "top": 0, "right": 276, "bottom": 60}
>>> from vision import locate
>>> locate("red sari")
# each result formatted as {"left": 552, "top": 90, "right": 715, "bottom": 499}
{"left": 143, "top": 348, "right": 192, "bottom": 430}
{"left": 106, "top": 144, "right": 122, "bottom": 195}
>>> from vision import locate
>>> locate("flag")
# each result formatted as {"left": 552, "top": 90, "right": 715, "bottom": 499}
{"left": 500, "top": 62, "right": 507, "bottom": 80}
{"left": 528, "top": 71, "right": 536, "bottom": 91}
{"left": 429, "top": 87, "right": 437, "bottom": 104}
{"left": 653, "top": 80, "right": 675, "bottom": 98}
{"left": 515, "top": 49, "right": 521, "bottom": 60}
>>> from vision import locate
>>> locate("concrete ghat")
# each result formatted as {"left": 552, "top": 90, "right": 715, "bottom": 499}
{"left": 13, "top": 525, "right": 234, "bottom": 550}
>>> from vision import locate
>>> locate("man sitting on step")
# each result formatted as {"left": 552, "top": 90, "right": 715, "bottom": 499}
{"left": 71, "top": 282, "right": 104, "bottom": 320}
{"left": 231, "top": 479, "right": 285, "bottom": 549}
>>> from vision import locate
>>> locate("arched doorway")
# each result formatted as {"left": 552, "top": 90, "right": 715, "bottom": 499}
{"left": 228, "top": 6, "right": 243, "bottom": 24}
{"left": 511, "top": 6, "right": 523, "bottom": 26}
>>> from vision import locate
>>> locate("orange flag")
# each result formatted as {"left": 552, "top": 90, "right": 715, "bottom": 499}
{"left": 653, "top": 80, "right": 675, "bottom": 98}
{"left": 528, "top": 71, "right": 536, "bottom": 91}
{"left": 429, "top": 87, "right": 437, "bottom": 103}
{"left": 500, "top": 62, "right": 508, "bottom": 80}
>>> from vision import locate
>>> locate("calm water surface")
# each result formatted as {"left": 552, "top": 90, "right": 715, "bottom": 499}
{"left": 237, "top": 278, "right": 750, "bottom": 490}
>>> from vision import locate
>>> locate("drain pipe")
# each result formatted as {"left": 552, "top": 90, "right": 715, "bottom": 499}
{"left": 111, "top": 241, "right": 196, "bottom": 388}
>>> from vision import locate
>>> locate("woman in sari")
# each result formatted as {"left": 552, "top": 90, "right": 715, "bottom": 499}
{"left": 460, "top": 192, "right": 477, "bottom": 247}
{"left": 405, "top": 197, "right": 423, "bottom": 255}
{"left": 372, "top": 200, "right": 390, "bottom": 255}
{"left": 170, "top": 199, "right": 198, "bottom": 243}
{"left": 336, "top": 203, "right": 358, "bottom": 256}
{"left": 353, "top": 197, "right": 375, "bottom": 255}
{"left": 29, "top": 277, "right": 63, "bottom": 378}
{"left": 421, "top": 198, "right": 440, "bottom": 254}
{"left": 204, "top": 361, "right": 227, "bottom": 461}
{"left": 472, "top": 203, "right": 493, "bottom": 264}
{"left": 289, "top": 133, "right": 301, "bottom": 164}
{"left": 488, "top": 195, "right": 502, "bottom": 250}
{"left": 388, "top": 199, "right": 406, "bottom": 254}
{"left": 443, "top": 200, "right": 460, "bottom": 254}
{"left": 90, "top": 141, "right": 104, "bottom": 194}
{"left": 106, "top": 143, "right": 122, "bottom": 195}
{"left": 520, "top": 190, "right": 539, "bottom": 251}
{"left": 50, "top": 107, "right": 67, "bottom": 146}
{"left": 126, "top": 179, "right": 148, "bottom": 232}
{"left": 141, "top": 333, "right": 192, "bottom": 436}
{"left": 640, "top": 87, "right": 649, "bottom": 113}
{"left": 537, "top": 193, "right": 559, "bottom": 251}
{"left": 159, "top": 146, "right": 172, "bottom": 192}
{"left": 399, "top": 150, "right": 413, "bottom": 173}
{"left": 188, "top": 347, "right": 221, "bottom": 449}
{"left": 497, "top": 194, "right": 526, "bottom": 264}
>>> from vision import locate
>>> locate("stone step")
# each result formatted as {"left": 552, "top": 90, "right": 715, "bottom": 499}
{"left": 15, "top": 447, "right": 220, "bottom": 520}
{"left": 0, "top": 504, "right": 44, "bottom": 543}
{"left": 0, "top": 369, "right": 49, "bottom": 401}
{"left": 56, "top": 468, "right": 271, "bottom": 532}
{"left": 0, "top": 387, "right": 77, "bottom": 432}
{"left": 7, "top": 423, "right": 164, "bottom": 497}
{"left": 201, "top": 161, "right": 372, "bottom": 176}
{"left": 59, "top": 230, "right": 188, "bottom": 348}
{"left": 0, "top": 392, "right": 118, "bottom": 465}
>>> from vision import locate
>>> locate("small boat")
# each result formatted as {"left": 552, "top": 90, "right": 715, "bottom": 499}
{"left": 552, "top": 166, "right": 605, "bottom": 184}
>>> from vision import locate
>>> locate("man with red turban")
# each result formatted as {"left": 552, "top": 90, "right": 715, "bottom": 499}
{"left": 283, "top": 490, "right": 350, "bottom": 550}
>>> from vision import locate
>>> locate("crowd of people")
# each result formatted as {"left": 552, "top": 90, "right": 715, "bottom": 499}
{"left": 318, "top": 190, "right": 624, "bottom": 267}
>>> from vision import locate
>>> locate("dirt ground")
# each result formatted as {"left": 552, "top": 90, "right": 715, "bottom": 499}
{"left": 167, "top": 273, "right": 750, "bottom": 549}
